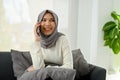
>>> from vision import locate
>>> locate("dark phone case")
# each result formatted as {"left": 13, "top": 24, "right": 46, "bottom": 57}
{"left": 36, "top": 27, "right": 40, "bottom": 36}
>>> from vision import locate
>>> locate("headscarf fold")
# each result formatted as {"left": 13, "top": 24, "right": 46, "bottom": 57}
{"left": 37, "top": 10, "right": 63, "bottom": 48}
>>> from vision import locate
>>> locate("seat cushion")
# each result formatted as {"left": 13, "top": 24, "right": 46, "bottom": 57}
{"left": 19, "top": 68, "right": 76, "bottom": 80}
{"left": 11, "top": 49, "right": 32, "bottom": 78}
{"left": 72, "top": 49, "right": 90, "bottom": 79}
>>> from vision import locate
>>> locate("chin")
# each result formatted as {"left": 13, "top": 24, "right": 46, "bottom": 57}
{"left": 44, "top": 32, "right": 53, "bottom": 35}
{"left": 44, "top": 33, "right": 52, "bottom": 36}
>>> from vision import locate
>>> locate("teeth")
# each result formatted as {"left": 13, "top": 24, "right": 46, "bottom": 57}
{"left": 45, "top": 28, "right": 51, "bottom": 31}
{"left": 44, "top": 27, "right": 51, "bottom": 30}
{"left": 45, "top": 28, "right": 50, "bottom": 30}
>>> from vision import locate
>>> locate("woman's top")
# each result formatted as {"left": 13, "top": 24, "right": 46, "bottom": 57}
{"left": 30, "top": 35, "right": 73, "bottom": 69}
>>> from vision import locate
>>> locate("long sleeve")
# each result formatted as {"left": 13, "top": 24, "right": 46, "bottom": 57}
{"left": 30, "top": 42, "right": 45, "bottom": 70}
{"left": 61, "top": 36, "right": 73, "bottom": 69}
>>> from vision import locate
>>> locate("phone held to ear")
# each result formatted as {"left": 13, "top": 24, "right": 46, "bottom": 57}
{"left": 36, "top": 27, "right": 40, "bottom": 36}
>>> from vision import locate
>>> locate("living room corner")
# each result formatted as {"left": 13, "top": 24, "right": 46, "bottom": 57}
{"left": 0, "top": 0, "right": 120, "bottom": 80}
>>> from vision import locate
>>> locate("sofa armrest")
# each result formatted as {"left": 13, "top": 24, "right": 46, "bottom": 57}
{"left": 0, "top": 52, "right": 17, "bottom": 80}
{"left": 89, "top": 65, "right": 106, "bottom": 80}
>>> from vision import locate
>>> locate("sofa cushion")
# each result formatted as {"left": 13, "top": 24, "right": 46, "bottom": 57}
{"left": 19, "top": 68, "right": 76, "bottom": 80}
{"left": 72, "top": 49, "right": 90, "bottom": 79}
{"left": 11, "top": 49, "right": 32, "bottom": 78}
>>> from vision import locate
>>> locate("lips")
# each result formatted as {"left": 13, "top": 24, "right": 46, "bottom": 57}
{"left": 43, "top": 27, "right": 52, "bottom": 31}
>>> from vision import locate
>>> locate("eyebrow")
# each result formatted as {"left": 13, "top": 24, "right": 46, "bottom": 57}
{"left": 43, "top": 17, "right": 54, "bottom": 19}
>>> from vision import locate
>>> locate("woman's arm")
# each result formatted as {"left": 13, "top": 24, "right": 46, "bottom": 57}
{"left": 60, "top": 36, "right": 73, "bottom": 69}
{"left": 30, "top": 42, "right": 45, "bottom": 70}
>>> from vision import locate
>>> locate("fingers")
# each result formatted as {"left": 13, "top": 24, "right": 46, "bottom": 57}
{"left": 27, "top": 65, "right": 35, "bottom": 72}
{"left": 34, "top": 22, "right": 41, "bottom": 29}
{"left": 34, "top": 22, "right": 40, "bottom": 33}
{"left": 34, "top": 22, "right": 41, "bottom": 41}
{"left": 34, "top": 22, "right": 40, "bottom": 35}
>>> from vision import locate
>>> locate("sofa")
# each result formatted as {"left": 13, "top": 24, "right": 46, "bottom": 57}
{"left": 0, "top": 51, "right": 106, "bottom": 80}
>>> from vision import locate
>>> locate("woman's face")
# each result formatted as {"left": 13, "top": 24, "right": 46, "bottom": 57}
{"left": 40, "top": 12, "right": 56, "bottom": 36}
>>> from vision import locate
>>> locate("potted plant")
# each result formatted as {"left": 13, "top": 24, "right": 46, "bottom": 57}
{"left": 102, "top": 11, "right": 120, "bottom": 54}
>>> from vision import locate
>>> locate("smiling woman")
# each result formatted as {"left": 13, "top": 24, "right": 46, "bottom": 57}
{"left": 39, "top": 12, "right": 56, "bottom": 36}
{"left": 24, "top": 9, "right": 75, "bottom": 80}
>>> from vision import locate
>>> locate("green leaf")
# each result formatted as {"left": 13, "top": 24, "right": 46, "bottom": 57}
{"left": 118, "top": 21, "right": 120, "bottom": 29}
{"left": 118, "top": 37, "right": 120, "bottom": 44}
{"left": 104, "top": 39, "right": 110, "bottom": 46}
{"left": 111, "top": 11, "right": 118, "bottom": 20}
{"left": 118, "top": 31, "right": 120, "bottom": 39}
{"left": 109, "top": 28, "right": 118, "bottom": 39}
{"left": 102, "top": 11, "right": 120, "bottom": 54}
{"left": 104, "top": 31, "right": 110, "bottom": 40}
{"left": 111, "top": 11, "right": 120, "bottom": 21}
{"left": 102, "top": 21, "right": 116, "bottom": 31}
{"left": 109, "top": 38, "right": 115, "bottom": 48}
{"left": 111, "top": 38, "right": 120, "bottom": 54}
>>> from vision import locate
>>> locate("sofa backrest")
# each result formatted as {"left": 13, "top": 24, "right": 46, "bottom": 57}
{"left": 0, "top": 52, "right": 16, "bottom": 80}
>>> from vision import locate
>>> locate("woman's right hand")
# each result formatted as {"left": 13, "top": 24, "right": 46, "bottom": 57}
{"left": 27, "top": 65, "right": 35, "bottom": 72}
{"left": 34, "top": 22, "right": 41, "bottom": 41}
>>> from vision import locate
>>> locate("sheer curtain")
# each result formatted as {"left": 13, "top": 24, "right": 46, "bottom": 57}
{"left": 1, "top": 0, "right": 32, "bottom": 51}
{"left": 3, "top": 0, "right": 31, "bottom": 24}
{"left": 0, "top": 0, "right": 71, "bottom": 51}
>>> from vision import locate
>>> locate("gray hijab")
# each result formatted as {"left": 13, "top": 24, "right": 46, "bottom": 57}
{"left": 37, "top": 10, "right": 63, "bottom": 48}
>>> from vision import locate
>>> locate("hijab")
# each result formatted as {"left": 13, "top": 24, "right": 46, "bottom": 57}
{"left": 37, "top": 10, "right": 63, "bottom": 48}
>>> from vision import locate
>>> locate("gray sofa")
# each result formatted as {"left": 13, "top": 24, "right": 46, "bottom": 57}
{"left": 0, "top": 51, "right": 106, "bottom": 80}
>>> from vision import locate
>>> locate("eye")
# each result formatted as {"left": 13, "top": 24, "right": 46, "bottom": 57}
{"left": 41, "top": 19, "right": 46, "bottom": 22}
{"left": 49, "top": 19, "right": 55, "bottom": 22}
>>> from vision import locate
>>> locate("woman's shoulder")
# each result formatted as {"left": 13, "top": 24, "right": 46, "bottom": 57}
{"left": 57, "top": 35, "right": 70, "bottom": 44}
{"left": 59, "top": 35, "right": 69, "bottom": 41}
{"left": 59, "top": 35, "right": 67, "bottom": 39}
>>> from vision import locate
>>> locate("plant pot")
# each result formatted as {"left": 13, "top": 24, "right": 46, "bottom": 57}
{"left": 113, "top": 53, "right": 120, "bottom": 73}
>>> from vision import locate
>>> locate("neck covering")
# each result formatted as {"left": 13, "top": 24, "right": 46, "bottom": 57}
{"left": 37, "top": 10, "right": 63, "bottom": 48}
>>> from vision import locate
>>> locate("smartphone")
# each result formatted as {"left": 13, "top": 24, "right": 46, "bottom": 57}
{"left": 36, "top": 27, "right": 40, "bottom": 36}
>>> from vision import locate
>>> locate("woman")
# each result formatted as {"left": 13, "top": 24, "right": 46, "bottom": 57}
{"left": 27, "top": 9, "right": 73, "bottom": 72}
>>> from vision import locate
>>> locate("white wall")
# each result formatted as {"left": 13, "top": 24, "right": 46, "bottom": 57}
{"left": 53, "top": 0, "right": 78, "bottom": 50}
{"left": 53, "top": 0, "right": 69, "bottom": 30}
{"left": 68, "top": 0, "right": 79, "bottom": 50}
{"left": 77, "top": 0, "right": 114, "bottom": 69}
{"left": 76, "top": 0, "right": 120, "bottom": 73}
{"left": 96, "top": 0, "right": 113, "bottom": 71}
{"left": 77, "top": 0, "right": 93, "bottom": 62}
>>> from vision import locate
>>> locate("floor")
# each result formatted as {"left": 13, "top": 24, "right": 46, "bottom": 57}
{"left": 106, "top": 72, "right": 120, "bottom": 80}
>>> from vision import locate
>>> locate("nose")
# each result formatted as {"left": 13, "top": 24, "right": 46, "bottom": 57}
{"left": 45, "top": 20, "right": 50, "bottom": 26}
